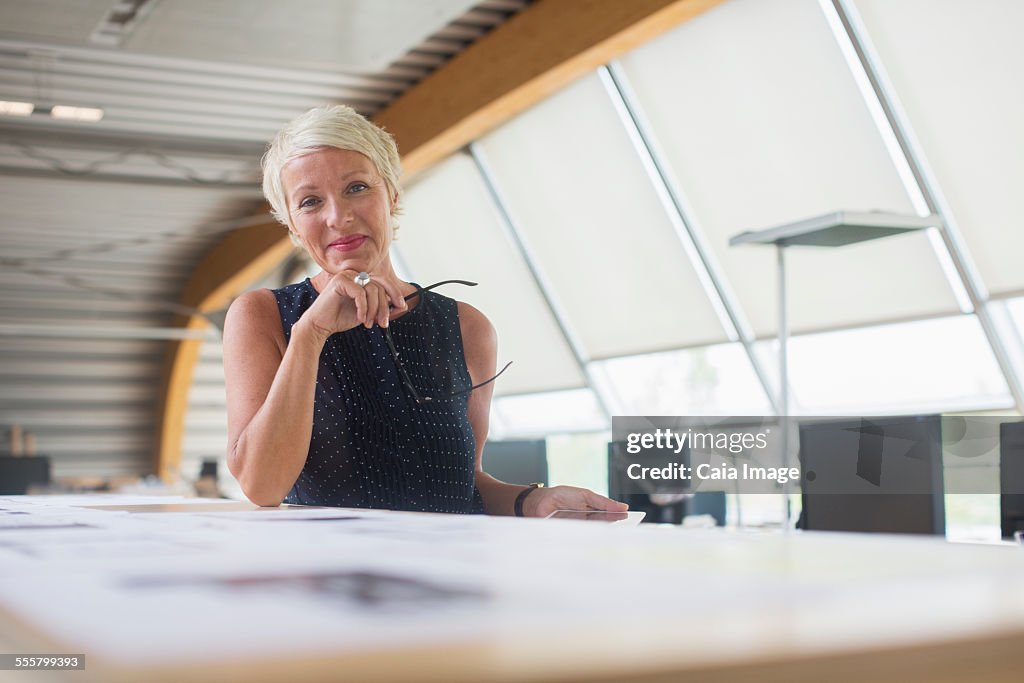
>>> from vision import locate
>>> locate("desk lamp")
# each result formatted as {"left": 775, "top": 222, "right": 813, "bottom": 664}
{"left": 730, "top": 210, "right": 940, "bottom": 527}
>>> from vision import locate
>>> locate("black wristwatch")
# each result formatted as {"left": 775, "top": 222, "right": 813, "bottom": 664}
{"left": 514, "top": 483, "right": 544, "bottom": 517}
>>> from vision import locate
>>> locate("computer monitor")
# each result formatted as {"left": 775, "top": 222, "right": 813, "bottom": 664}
{"left": 999, "top": 421, "right": 1024, "bottom": 540}
{"left": 686, "top": 492, "right": 727, "bottom": 526}
{"left": 482, "top": 439, "right": 548, "bottom": 486}
{"left": 798, "top": 416, "right": 945, "bottom": 535}
{"left": 0, "top": 456, "right": 51, "bottom": 495}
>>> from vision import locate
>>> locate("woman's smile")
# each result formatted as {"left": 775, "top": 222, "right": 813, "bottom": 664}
{"left": 329, "top": 234, "right": 367, "bottom": 252}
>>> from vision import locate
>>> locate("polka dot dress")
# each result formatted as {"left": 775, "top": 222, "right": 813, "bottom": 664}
{"left": 272, "top": 279, "right": 484, "bottom": 514}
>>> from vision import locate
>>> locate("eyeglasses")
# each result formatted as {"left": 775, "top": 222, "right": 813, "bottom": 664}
{"left": 383, "top": 280, "right": 513, "bottom": 404}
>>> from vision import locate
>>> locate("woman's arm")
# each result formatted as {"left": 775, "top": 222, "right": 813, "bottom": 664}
{"left": 223, "top": 272, "right": 405, "bottom": 506}
{"left": 223, "top": 289, "right": 325, "bottom": 506}
{"left": 459, "top": 302, "right": 628, "bottom": 517}
{"left": 459, "top": 301, "right": 523, "bottom": 515}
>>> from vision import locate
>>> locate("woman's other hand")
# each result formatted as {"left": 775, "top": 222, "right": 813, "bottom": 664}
{"left": 523, "top": 485, "right": 629, "bottom": 518}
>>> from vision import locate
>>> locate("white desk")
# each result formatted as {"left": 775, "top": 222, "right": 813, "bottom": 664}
{"left": 1, "top": 494, "right": 1023, "bottom": 683}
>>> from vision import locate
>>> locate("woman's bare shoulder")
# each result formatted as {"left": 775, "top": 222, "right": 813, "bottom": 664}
{"left": 227, "top": 288, "right": 278, "bottom": 318}
{"left": 456, "top": 300, "right": 497, "bottom": 377}
{"left": 456, "top": 301, "right": 496, "bottom": 344}
{"left": 224, "top": 289, "right": 285, "bottom": 352}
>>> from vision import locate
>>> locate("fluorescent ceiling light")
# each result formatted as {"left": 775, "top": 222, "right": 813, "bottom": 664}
{"left": 0, "top": 100, "right": 34, "bottom": 116}
{"left": 50, "top": 105, "right": 104, "bottom": 122}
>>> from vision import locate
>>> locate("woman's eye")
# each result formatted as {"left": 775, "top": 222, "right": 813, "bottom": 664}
{"left": 348, "top": 182, "right": 368, "bottom": 194}
{"left": 298, "top": 197, "right": 320, "bottom": 209}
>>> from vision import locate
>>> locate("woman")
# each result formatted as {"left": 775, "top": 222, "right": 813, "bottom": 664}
{"left": 223, "top": 104, "right": 626, "bottom": 517}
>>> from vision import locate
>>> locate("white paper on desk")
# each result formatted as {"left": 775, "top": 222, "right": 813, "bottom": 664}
{"left": 0, "top": 502, "right": 124, "bottom": 533}
{"left": 0, "top": 494, "right": 193, "bottom": 508}
{"left": 0, "top": 499, "right": 525, "bottom": 664}
{"left": 0, "top": 551, "right": 497, "bottom": 664}
{"left": 191, "top": 506, "right": 381, "bottom": 521}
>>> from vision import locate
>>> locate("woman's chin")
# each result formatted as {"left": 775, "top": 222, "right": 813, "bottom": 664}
{"left": 317, "top": 257, "right": 364, "bottom": 274}
{"left": 332, "top": 255, "right": 388, "bottom": 276}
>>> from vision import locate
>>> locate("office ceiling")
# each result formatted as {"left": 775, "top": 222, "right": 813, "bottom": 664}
{"left": 0, "top": 0, "right": 528, "bottom": 479}
{"left": 1, "top": 0, "right": 481, "bottom": 71}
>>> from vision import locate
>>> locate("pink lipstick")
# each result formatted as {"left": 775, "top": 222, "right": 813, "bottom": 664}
{"left": 329, "top": 235, "right": 367, "bottom": 252}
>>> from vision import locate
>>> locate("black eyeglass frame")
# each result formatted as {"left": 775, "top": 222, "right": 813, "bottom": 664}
{"left": 382, "top": 280, "right": 512, "bottom": 404}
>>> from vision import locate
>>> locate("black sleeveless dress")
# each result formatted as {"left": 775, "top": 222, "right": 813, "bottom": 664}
{"left": 272, "top": 278, "right": 484, "bottom": 513}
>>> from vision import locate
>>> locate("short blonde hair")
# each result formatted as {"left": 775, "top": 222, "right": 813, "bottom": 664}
{"left": 261, "top": 105, "right": 403, "bottom": 228}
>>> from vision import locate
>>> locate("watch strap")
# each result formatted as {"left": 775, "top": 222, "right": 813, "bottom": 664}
{"left": 514, "top": 483, "right": 544, "bottom": 517}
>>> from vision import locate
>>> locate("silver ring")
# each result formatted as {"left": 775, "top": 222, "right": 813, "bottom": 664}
{"left": 354, "top": 272, "right": 371, "bottom": 287}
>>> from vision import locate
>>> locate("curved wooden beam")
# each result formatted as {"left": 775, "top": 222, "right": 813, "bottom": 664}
{"left": 155, "top": 221, "right": 293, "bottom": 481}
{"left": 155, "top": 0, "right": 724, "bottom": 481}
{"left": 375, "top": 0, "right": 725, "bottom": 178}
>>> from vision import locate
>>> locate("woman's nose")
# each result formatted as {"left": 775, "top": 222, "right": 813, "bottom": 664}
{"left": 325, "top": 199, "right": 354, "bottom": 227}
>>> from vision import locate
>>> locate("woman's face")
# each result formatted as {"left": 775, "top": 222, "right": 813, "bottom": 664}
{"left": 282, "top": 147, "right": 396, "bottom": 276}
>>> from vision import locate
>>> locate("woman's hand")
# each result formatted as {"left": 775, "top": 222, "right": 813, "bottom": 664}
{"left": 298, "top": 270, "right": 408, "bottom": 343}
{"left": 523, "top": 485, "right": 628, "bottom": 518}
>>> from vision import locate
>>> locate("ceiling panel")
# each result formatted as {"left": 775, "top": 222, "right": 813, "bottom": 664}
{"left": 852, "top": 0, "right": 1024, "bottom": 298}
{"left": 0, "top": 0, "right": 480, "bottom": 71}
{"left": 125, "top": 0, "right": 479, "bottom": 72}
{"left": 397, "top": 153, "right": 586, "bottom": 395}
{"left": 618, "top": 0, "right": 960, "bottom": 337}
{"left": 476, "top": 71, "right": 729, "bottom": 359}
{"left": 0, "top": 0, "right": 113, "bottom": 43}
